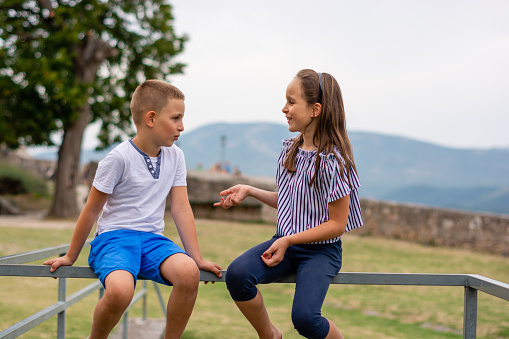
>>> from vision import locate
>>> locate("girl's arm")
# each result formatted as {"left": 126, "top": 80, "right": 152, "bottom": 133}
{"left": 214, "top": 184, "right": 278, "bottom": 209}
{"left": 44, "top": 187, "right": 109, "bottom": 271}
{"left": 170, "top": 186, "right": 223, "bottom": 278}
{"left": 261, "top": 194, "right": 350, "bottom": 267}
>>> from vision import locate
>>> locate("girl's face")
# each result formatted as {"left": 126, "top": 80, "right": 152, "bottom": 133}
{"left": 282, "top": 78, "right": 317, "bottom": 135}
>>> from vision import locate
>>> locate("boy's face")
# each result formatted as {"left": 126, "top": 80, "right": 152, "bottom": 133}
{"left": 152, "top": 99, "right": 185, "bottom": 147}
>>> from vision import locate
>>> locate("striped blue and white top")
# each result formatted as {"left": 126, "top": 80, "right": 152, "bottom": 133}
{"left": 275, "top": 138, "right": 363, "bottom": 244}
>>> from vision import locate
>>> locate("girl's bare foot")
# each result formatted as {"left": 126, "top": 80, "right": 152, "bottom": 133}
{"left": 271, "top": 325, "right": 282, "bottom": 339}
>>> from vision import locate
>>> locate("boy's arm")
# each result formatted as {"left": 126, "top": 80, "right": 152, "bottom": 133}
{"left": 43, "top": 187, "right": 109, "bottom": 272}
{"left": 169, "top": 186, "right": 222, "bottom": 278}
{"left": 214, "top": 184, "right": 278, "bottom": 209}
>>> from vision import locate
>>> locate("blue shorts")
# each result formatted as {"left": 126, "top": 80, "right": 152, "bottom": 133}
{"left": 88, "top": 230, "right": 187, "bottom": 287}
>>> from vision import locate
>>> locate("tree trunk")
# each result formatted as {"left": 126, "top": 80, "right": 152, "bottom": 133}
{"left": 48, "top": 103, "right": 91, "bottom": 218}
{"left": 47, "top": 32, "right": 116, "bottom": 218}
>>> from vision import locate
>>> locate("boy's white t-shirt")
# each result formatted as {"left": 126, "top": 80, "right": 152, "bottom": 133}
{"left": 93, "top": 140, "right": 187, "bottom": 236}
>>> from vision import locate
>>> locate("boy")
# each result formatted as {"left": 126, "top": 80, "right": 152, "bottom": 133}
{"left": 44, "top": 80, "right": 222, "bottom": 339}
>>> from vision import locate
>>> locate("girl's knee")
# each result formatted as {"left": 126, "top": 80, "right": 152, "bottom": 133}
{"left": 225, "top": 260, "right": 258, "bottom": 301}
{"left": 225, "top": 259, "right": 251, "bottom": 288}
{"left": 292, "top": 308, "right": 328, "bottom": 339}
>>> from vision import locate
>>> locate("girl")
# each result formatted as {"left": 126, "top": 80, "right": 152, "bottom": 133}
{"left": 214, "top": 69, "right": 362, "bottom": 339}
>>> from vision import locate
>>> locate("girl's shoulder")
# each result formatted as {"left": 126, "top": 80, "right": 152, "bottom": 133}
{"left": 282, "top": 136, "right": 297, "bottom": 147}
{"left": 280, "top": 136, "right": 297, "bottom": 154}
{"left": 318, "top": 147, "right": 346, "bottom": 164}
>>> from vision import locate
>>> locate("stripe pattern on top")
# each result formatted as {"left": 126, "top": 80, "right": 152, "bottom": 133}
{"left": 275, "top": 138, "right": 363, "bottom": 244}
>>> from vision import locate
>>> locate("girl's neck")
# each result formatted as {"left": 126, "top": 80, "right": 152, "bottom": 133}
{"left": 300, "top": 134, "right": 317, "bottom": 151}
{"left": 299, "top": 122, "right": 318, "bottom": 151}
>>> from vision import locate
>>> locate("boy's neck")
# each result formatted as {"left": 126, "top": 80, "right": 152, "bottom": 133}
{"left": 131, "top": 137, "right": 161, "bottom": 157}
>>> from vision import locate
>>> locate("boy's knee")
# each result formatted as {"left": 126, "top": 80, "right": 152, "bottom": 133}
{"left": 104, "top": 283, "right": 135, "bottom": 310}
{"left": 170, "top": 258, "right": 200, "bottom": 288}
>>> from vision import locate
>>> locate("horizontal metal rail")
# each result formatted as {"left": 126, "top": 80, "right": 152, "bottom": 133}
{"left": 1, "top": 247, "right": 509, "bottom": 339}
{"left": 2, "top": 265, "right": 509, "bottom": 302}
{"left": 0, "top": 280, "right": 102, "bottom": 339}
{"left": 0, "top": 240, "right": 92, "bottom": 265}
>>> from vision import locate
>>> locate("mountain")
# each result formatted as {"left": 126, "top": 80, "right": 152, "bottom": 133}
{"left": 31, "top": 122, "right": 509, "bottom": 215}
{"left": 177, "top": 123, "right": 509, "bottom": 215}
{"left": 177, "top": 122, "right": 294, "bottom": 179}
{"left": 349, "top": 131, "right": 509, "bottom": 196}
{"left": 382, "top": 185, "right": 509, "bottom": 215}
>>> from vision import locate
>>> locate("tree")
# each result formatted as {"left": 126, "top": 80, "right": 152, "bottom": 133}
{"left": 0, "top": 0, "right": 187, "bottom": 217}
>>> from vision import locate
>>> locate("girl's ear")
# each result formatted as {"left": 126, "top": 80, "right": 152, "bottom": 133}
{"left": 312, "top": 103, "right": 322, "bottom": 117}
{"left": 145, "top": 111, "right": 157, "bottom": 127}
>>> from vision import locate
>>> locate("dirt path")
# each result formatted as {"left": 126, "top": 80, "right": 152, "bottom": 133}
{"left": 0, "top": 213, "right": 241, "bottom": 230}
{"left": 0, "top": 212, "right": 77, "bottom": 229}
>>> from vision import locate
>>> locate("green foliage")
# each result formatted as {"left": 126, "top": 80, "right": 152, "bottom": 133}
{"left": 0, "top": 0, "right": 187, "bottom": 149}
{"left": 0, "top": 163, "right": 48, "bottom": 196}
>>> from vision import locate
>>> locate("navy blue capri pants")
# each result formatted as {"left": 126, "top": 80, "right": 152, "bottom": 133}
{"left": 225, "top": 236, "right": 343, "bottom": 339}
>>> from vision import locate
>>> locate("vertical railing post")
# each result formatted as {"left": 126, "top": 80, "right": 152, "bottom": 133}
{"left": 463, "top": 286, "right": 477, "bottom": 339}
{"left": 153, "top": 282, "right": 167, "bottom": 317}
{"left": 57, "top": 278, "right": 66, "bottom": 339}
{"left": 142, "top": 280, "right": 147, "bottom": 321}
{"left": 122, "top": 312, "right": 128, "bottom": 339}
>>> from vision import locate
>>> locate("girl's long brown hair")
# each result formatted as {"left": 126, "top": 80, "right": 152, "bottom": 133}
{"left": 283, "top": 69, "right": 358, "bottom": 187}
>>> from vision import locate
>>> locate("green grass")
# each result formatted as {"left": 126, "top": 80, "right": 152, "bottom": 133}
{"left": 0, "top": 219, "right": 508, "bottom": 338}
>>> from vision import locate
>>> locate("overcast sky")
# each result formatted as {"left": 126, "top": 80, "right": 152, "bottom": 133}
{"left": 84, "top": 0, "right": 509, "bottom": 150}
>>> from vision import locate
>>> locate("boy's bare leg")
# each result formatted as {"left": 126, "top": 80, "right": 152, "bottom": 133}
{"left": 159, "top": 253, "right": 200, "bottom": 339}
{"left": 234, "top": 289, "right": 282, "bottom": 339}
{"left": 90, "top": 270, "right": 135, "bottom": 339}
{"left": 325, "top": 319, "right": 344, "bottom": 339}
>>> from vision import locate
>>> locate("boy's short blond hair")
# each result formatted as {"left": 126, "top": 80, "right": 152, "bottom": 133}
{"left": 130, "top": 80, "right": 185, "bottom": 125}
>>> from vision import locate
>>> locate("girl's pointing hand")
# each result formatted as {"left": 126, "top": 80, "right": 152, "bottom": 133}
{"left": 213, "top": 184, "right": 250, "bottom": 209}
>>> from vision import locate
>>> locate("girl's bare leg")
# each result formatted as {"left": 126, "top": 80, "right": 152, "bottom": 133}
{"left": 325, "top": 319, "right": 344, "bottom": 339}
{"left": 234, "top": 289, "right": 281, "bottom": 339}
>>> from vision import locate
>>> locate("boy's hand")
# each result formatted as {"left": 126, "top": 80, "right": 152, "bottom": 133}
{"left": 43, "top": 255, "right": 75, "bottom": 273}
{"left": 196, "top": 259, "right": 223, "bottom": 283}
{"left": 213, "top": 184, "right": 250, "bottom": 209}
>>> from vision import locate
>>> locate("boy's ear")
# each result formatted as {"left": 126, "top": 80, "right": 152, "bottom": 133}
{"left": 145, "top": 111, "right": 157, "bottom": 127}
{"left": 312, "top": 103, "right": 322, "bottom": 117}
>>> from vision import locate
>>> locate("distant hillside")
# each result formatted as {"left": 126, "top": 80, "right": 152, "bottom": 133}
{"left": 31, "top": 122, "right": 509, "bottom": 215}
{"left": 349, "top": 131, "right": 509, "bottom": 197}
{"left": 382, "top": 185, "right": 509, "bottom": 215}
{"left": 177, "top": 123, "right": 509, "bottom": 215}
{"left": 177, "top": 122, "right": 294, "bottom": 179}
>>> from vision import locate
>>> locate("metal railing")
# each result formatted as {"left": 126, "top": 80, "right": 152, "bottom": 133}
{"left": 0, "top": 241, "right": 168, "bottom": 339}
{"left": 1, "top": 243, "right": 509, "bottom": 339}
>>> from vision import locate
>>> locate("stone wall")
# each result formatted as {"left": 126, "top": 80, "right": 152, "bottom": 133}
{"left": 184, "top": 172, "right": 509, "bottom": 256}
{"left": 169, "top": 171, "right": 278, "bottom": 223}
{"left": 3, "top": 152, "right": 508, "bottom": 256}
{"left": 357, "top": 199, "right": 509, "bottom": 256}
